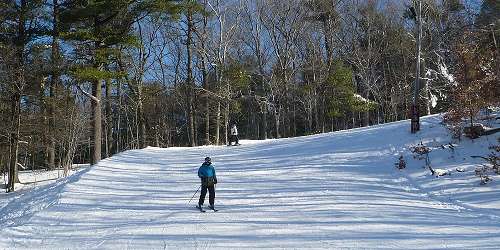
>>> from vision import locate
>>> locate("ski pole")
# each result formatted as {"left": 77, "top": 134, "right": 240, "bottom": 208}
{"left": 188, "top": 185, "right": 201, "bottom": 204}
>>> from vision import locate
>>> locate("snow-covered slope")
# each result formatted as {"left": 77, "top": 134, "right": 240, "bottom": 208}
{"left": 1, "top": 115, "right": 499, "bottom": 249}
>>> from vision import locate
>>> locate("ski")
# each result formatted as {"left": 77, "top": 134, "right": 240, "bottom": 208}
{"left": 208, "top": 206, "right": 218, "bottom": 212}
{"left": 196, "top": 206, "right": 206, "bottom": 213}
{"left": 196, "top": 205, "right": 218, "bottom": 212}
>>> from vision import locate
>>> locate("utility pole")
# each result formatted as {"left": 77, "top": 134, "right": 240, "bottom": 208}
{"left": 411, "top": 0, "right": 422, "bottom": 133}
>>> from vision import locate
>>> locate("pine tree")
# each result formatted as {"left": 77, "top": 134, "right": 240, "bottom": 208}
{"left": 324, "top": 60, "right": 376, "bottom": 123}
{"left": 60, "top": 0, "right": 179, "bottom": 164}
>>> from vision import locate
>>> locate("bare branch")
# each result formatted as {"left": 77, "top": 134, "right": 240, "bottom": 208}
{"left": 76, "top": 84, "right": 100, "bottom": 103}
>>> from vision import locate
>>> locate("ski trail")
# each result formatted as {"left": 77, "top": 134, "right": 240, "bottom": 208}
{"left": 1, "top": 114, "right": 500, "bottom": 249}
{"left": 394, "top": 170, "right": 500, "bottom": 223}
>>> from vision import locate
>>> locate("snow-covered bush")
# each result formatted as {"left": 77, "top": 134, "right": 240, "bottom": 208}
{"left": 410, "top": 143, "right": 431, "bottom": 165}
{"left": 443, "top": 108, "right": 498, "bottom": 140}
{"left": 486, "top": 145, "right": 499, "bottom": 174}
{"left": 410, "top": 143, "right": 454, "bottom": 177}
{"left": 431, "top": 168, "right": 452, "bottom": 177}
{"left": 463, "top": 124, "right": 485, "bottom": 139}
{"left": 443, "top": 111, "right": 463, "bottom": 140}
{"left": 475, "top": 166, "right": 492, "bottom": 185}
{"left": 474, "top": 145, "right": 499, "bottom": 185}
{"left": 395, "top": 155, "right": 406, "bottom": 170}
{"left": 410, "top": 143, "right": 436, "bottom": 176}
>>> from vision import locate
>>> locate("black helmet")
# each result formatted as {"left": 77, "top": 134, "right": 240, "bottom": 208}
{"left": 204, "top": 157, "right": 211, "bottom": 162}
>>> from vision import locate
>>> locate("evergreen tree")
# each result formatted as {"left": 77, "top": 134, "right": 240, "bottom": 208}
{"left": 325, "top": 60, "right": 376, "bottom": 123}
{"left": 60, "top": 0, "right": 179, "bottom": 164}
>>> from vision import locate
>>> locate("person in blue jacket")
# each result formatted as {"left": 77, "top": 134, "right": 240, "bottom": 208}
{"left": 197, "top": 157, "right": 217, "bottom": 210}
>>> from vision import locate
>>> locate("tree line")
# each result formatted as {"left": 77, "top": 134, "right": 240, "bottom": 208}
{"left": 1, "top": 0, "right": 498, "bottom": 192}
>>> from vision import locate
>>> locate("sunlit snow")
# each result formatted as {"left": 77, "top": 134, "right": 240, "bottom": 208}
{"left": 1, "top": 115, "right": 499, "bottom": 249}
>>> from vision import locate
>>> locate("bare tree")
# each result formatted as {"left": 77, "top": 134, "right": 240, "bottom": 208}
{"left": 206, "top": 0, "right": 244, "bottom": 145}
{"left": 240, "top": 0, "right": 272, "bottom": 139}
{"left": 261, "top": 0, "right": 307, "bottom": 137}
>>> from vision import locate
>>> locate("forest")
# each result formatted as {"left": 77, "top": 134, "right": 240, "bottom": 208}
{"left": 0, "top": 0, "right": 498, "bottom": 192}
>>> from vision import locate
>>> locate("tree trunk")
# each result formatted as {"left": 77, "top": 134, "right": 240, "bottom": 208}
{"left": 105, "top": 78, "right": 113, "bottom": 155}
{"left": 321, "top": 97, "right": 326, "bottom": 133}
{"left": 224, "top": 101, "right": 229, "bottom": 145}
{"left": 8, "top": 0, "right": 27, "bottom": 191}
{"left": 364, "top": 89, "right": 370, "bottom": 127}
{"left": 411, "top": 0, "right": 423, "bottom": 133}
{"left": 40, "top": 79, "right": 49, "bottom": 169}
{"left": 202, "top": 66, "right": 210, "bottom": 145}
{"left": 275, "top": 106, "right": 280, "bottom": 138}
{"left": 205, "top": 99, "right": 210, "bottom": 145}
{"left": 424, "top": 79, "right": 431, "bottom": 115}
{"left": 48, "top": 77, "right": 56, "bottom": 170}
{"left": 308, "top": 97, "right": 313, "bottom": 133}
{"left": 91, "top": 80, "right": 102, "bottom": 165}
{"left": 47, "top": 0, "right": 59, "bottom": 170}
{"left": 216, "top": 102, "right": 221, "bottom": 145}
{"left": 137, "top": 91, "right": 146, "bottom": 148}
{"left": 322, "top": 15, "right": 333, "bottom": 72}
{"left": 155, "top": 117, "right": 160, "bottom": 147}
{"left": 186, "top": 10, "right": 196, "bottom": 147}
{"left": 193, "top": 109, "right": 198, "bottom": 145}
{"left": 251, "top": 108, "right": 256, "bottom": 139}
{"left": 291, "top": 104, "right": 296, "bottom": 136}
{"left": 116, "top": 80, "right": 122, "bottom": 153}
{"left": 200, "top": 0, "right": 210, "bottom": 146}
{"left": 285, "top": 105, "right": 291, "bottom": 137}
{"left": 90, "top": 17, "right": 104, "bottom": 164}
{"left": 261, "top": 107, "right": 267, "bottom": 140}
{"left": 8, "top": 93, "right": 21, "bottom": 192}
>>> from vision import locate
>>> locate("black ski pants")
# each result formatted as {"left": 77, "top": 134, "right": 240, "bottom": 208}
{"left": 229, "top": 135, "right": 239, "bottom": 145}
{"left": 199, "top": 184, "right": 215, "bottom": 207}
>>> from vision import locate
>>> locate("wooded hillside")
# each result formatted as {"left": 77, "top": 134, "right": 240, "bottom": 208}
{"left": 1, "top": 0, "right": 498, "bottom": 192}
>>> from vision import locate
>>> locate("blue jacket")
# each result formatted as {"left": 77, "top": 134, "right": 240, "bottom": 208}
{"left": 198, "top": 162, "right": 216, "bottom": 179}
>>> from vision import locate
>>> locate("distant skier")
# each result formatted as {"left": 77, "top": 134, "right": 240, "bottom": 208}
{"left": 228, "top": 123, "right": 240, "bottom": 146}
{"left": 197, "top": 157, "right": 217, "bottom": 211}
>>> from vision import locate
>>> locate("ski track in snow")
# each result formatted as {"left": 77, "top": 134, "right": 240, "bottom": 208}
{"left": 1, "top": 115, "right": 500, "bottom": 249}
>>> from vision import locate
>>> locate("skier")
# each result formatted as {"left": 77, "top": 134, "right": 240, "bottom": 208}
{"left": 228, "top": 123, "right": 240, "bottom": 146}
{"left": 197, "top": 157, "right": 217, "bottom": 211}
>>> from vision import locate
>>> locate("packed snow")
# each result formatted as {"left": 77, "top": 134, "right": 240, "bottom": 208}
{"left": 0, "top": 166, "right": 88, "bottom": 210}
{"left": 1, "top": 115, "right": 499, "bottom": 249}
